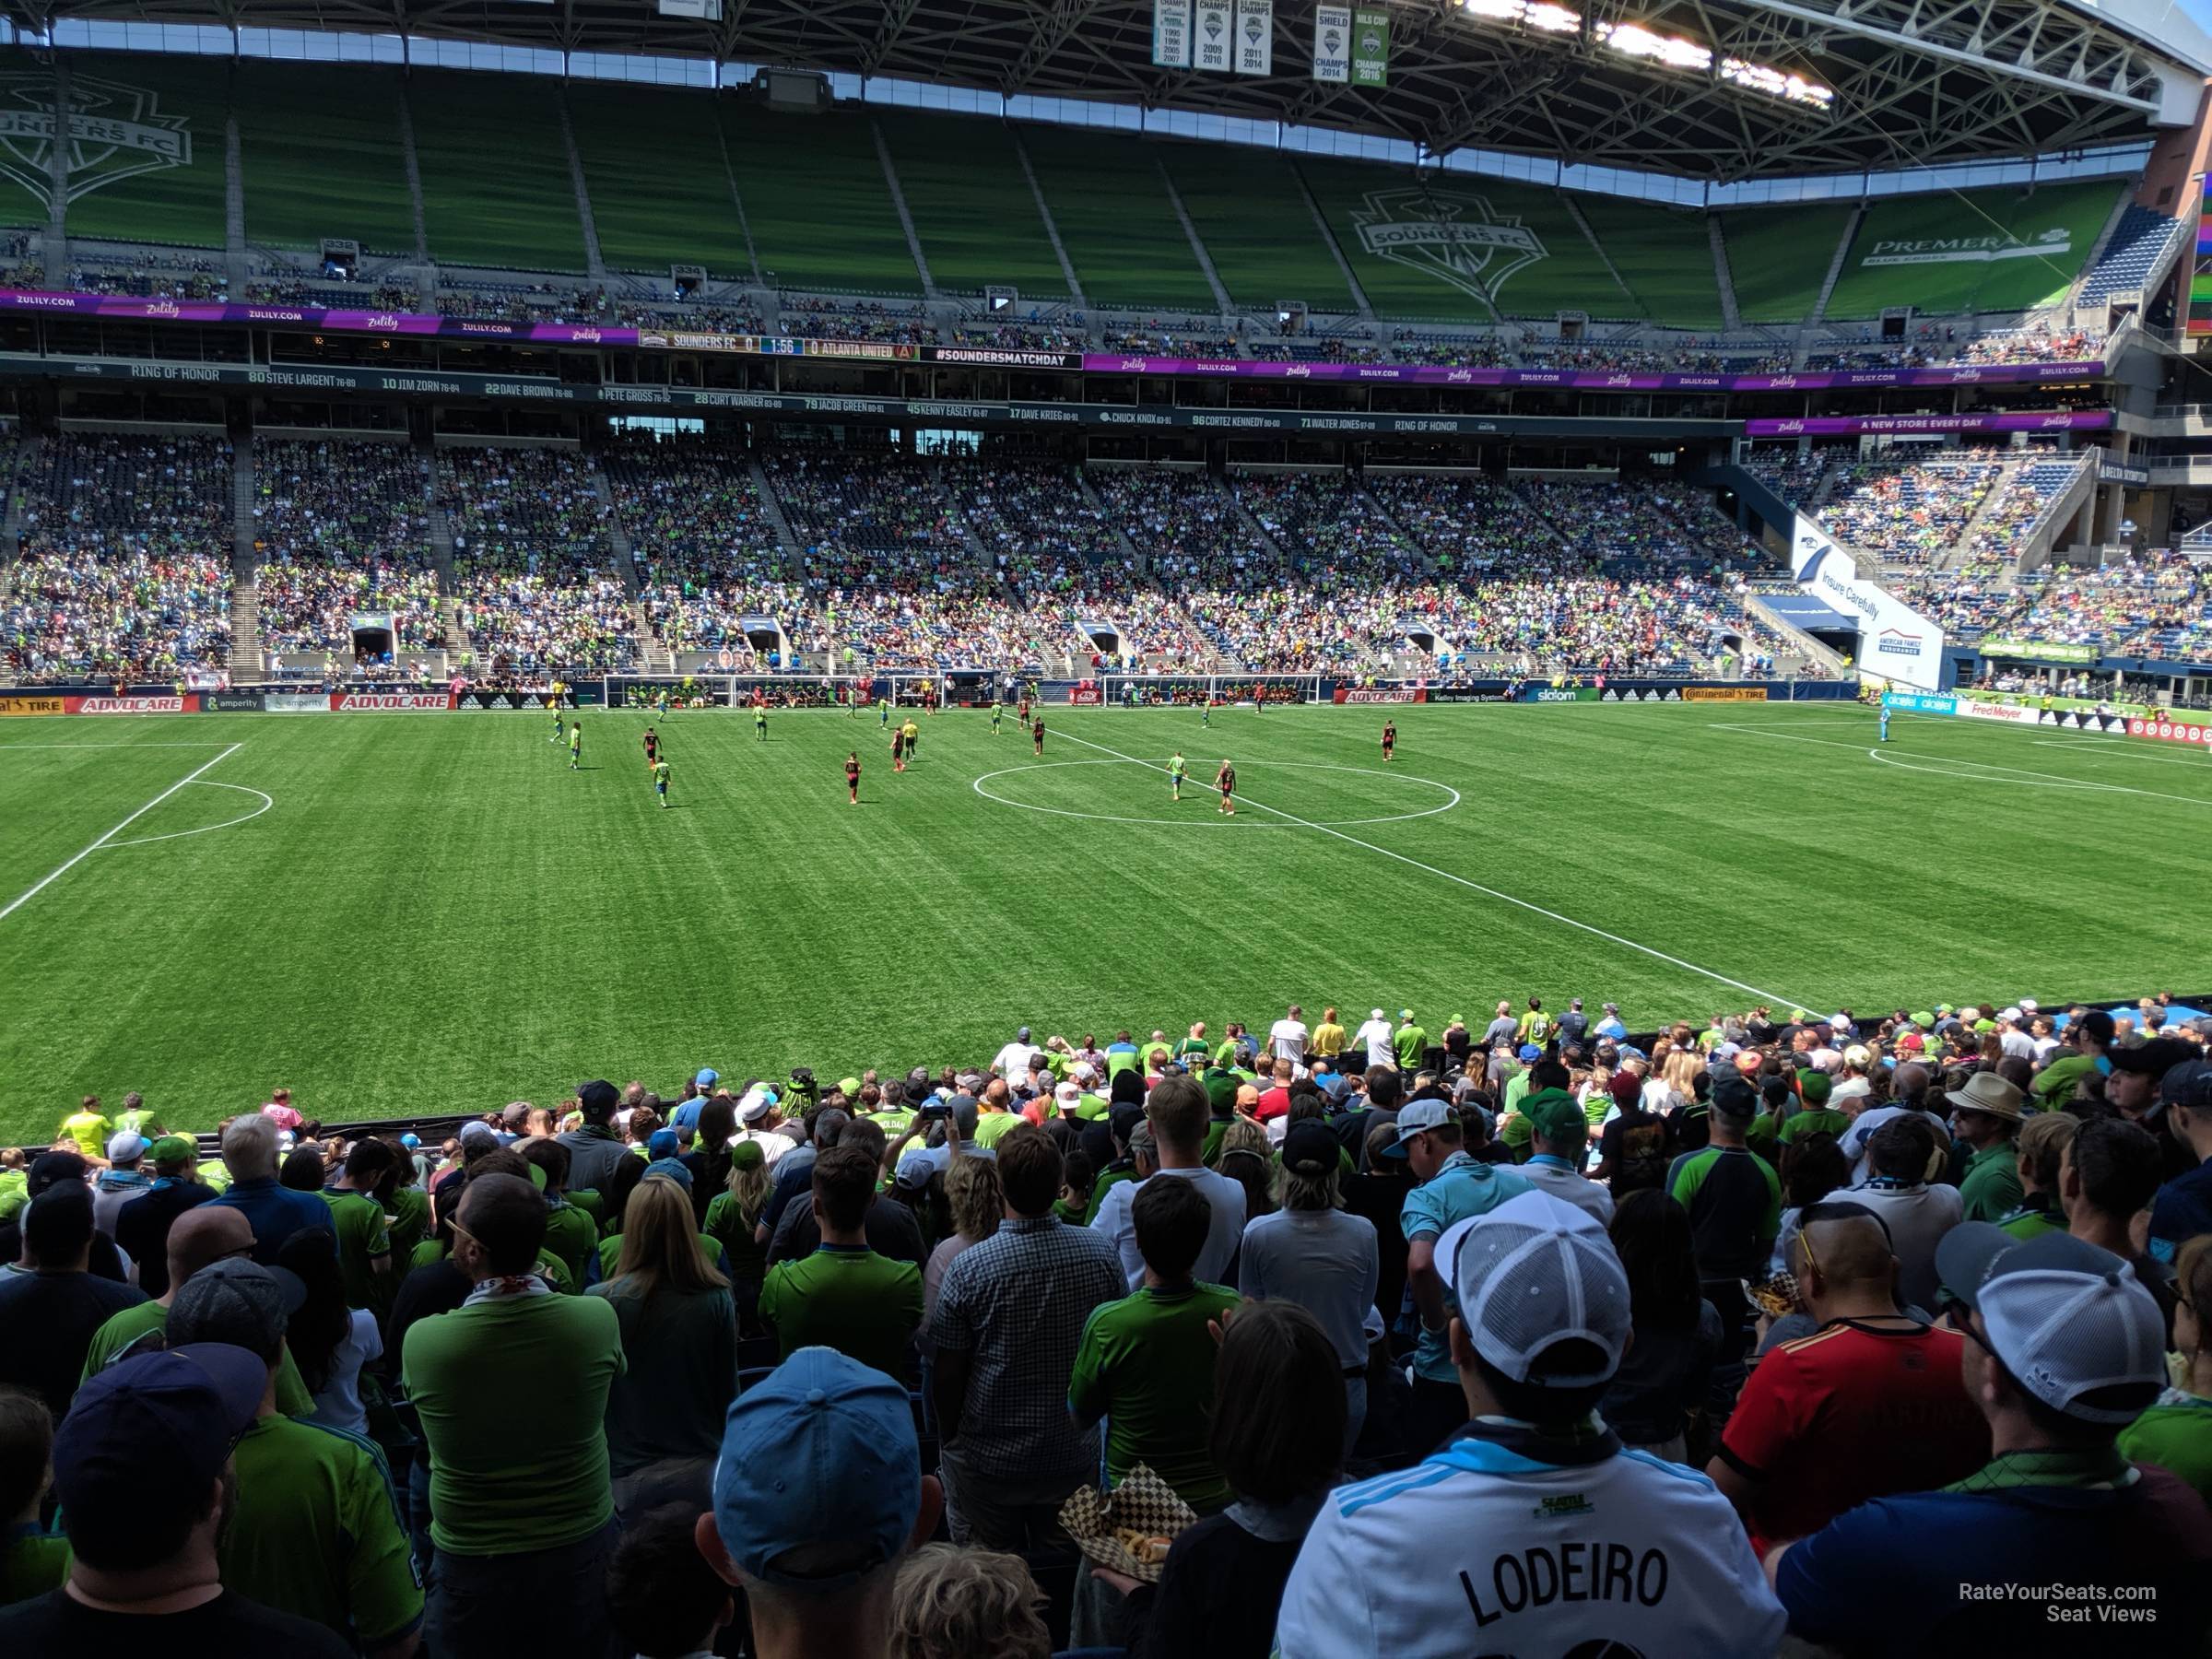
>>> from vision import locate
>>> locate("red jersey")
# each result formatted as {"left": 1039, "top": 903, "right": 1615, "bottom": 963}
{"left": 844, "top": 760, "right": 861, "bottom": 784}
{"left": 890, "top": 733, "right": 904, "bottom": 758}
{"left": 1718, "top": 1317, "right": 1989, "bottom": 1553}
{"left": 1031, "top": 719, "right": 1044, "bottom": 737}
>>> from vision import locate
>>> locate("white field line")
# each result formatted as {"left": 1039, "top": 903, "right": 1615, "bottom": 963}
{"left": 0, "top": 743, "right": 241, "bottom": 923}
{"left": 102, "top": 782, "right": 273, "bottom": 848}
{"left": 1050, "top": 724, "right": 1818, "bottom": 1009}
{"left": 1710, "top": 723, "right": 2212, "bottom": 810}
{"left": 0, "top": 741, "right": 235, "bottom": 749}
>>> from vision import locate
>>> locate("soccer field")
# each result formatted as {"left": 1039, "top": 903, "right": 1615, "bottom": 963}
{"left": 2, "top": 700, "right": 2206, "bottom": 1145}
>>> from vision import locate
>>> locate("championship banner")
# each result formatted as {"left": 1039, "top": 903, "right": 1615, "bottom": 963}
{"left": 1235, "top": 0, "right": 1273, "bottom": 74}
{"left": 65, "top": 694, "right": 194, "bottom": 714}
{"left": 1194, "top": 0, "right": 1234, "bottom": 70}
{"left": 1682, "top": 687, "right": 1768, "bottom": 702}
{"left": 1313, "top": 5, "right": 1351, "bottom": 80}
{"left": 1334, "top": 687, "right": 1423, "bottom": 703}
{"left": 1153, "top": 0, "right": 1193, "bottom": 66}
{"left": 1352, "top": 6, "right": 1390, "bottom": 86}
{"left": 0, "top": 694, "right": 67, "bottom": 716}
{"left": 330, "top": 691, "right": 454, "bottom": 712}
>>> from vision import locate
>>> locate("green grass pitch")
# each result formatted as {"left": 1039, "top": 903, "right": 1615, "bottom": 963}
{"left": 2, "top": 701, "right": 2206, "bottom": 1147}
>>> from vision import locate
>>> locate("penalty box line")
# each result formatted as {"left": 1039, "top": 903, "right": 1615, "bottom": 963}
{"left": 0, "top": 742, "right": 242, "bottom": 924}
{"left": 1050, "top": 725, "right": 1818, "bottom": 1011}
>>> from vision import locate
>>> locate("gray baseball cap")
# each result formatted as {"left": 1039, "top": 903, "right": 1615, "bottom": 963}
{"left": 168, "top": 1257, "right": 307, "bottom": 1357}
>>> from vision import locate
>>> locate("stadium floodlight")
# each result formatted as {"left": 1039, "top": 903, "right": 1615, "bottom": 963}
{"left": 1458, "top": 0, "right": 1833, "bottom": 110}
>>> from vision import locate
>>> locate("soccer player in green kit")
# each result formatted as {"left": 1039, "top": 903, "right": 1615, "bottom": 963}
{"left": 991, "top": 699, "right": 1004, "bottom": 735}
{"left": 652, "top": 758, "right": 670, "bottom": 806}
{"left": 1169, "top": 750, "right": 1188, "bottom": 801}
{"left": 754, "top": 702, "right": 768, "bottom": 742}
{"left": 549, "top": 697, "right": 564, "bottom": 745}
{"left": 568, "top": 721, "right": 582, "bottom": 771}
{"left": 879, "top": 696, "right": 892, "bottom": 728}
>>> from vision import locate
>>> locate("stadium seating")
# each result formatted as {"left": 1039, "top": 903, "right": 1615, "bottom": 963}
{"left": 604, "top": 435, "right": 795, "bottom": 660}
{"left": 1823, "top": 180, "right": 2120, "bottom": 318}
{"left": 877, "top": 113, "right": 1071, "bottom": 301}
{"left": 1160, "top": 147, "right": 1354, "bottom": 313}
{"left": 55, "top": 53, "right": 229, "bottom": 248}
{"left": 1816, "top": 451, "right": 2006, "bottom": 567}
{"left": 440, "top": 447, "right": 633, "bottom": 672}
{"left": 1722, "top": 206, "right": 1856, "bottom": 324}
{"left": 1966, "top": 456, "right": 2084, "bottom": 562}
{"left": 1572, "top": 199, "right": 1724, "bottom": 329}
{"left": 409, "top": 69, "right": 589, "bottom": 272}
{"left": 250, "top": 439, "right": 438, "bottom": 662}
{"left": 2, "top": 433, "right": 233, "bottom": 680}
{"left": 568, "top": 84, "right": 754, "bottom": 283}
{"left": 2077, "top": 204, "right": 2185, "bottom": 304}
{"left": 722, "top": 103, "right": 922, "bottom": 297}
{"left": 1017, "top": 125, "right": 1218, "bottom": 312}
{"left": 234, "top": 62, "right": 417, "bottom": 257}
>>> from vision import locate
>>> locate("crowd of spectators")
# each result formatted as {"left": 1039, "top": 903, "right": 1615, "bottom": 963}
{"left": 6, "top": 992, "right": 2211, "bottom": 1655}
{"left": 782, "top": 298, "right": 936, "bottom": 345}
{"left": 2, "top": 433, "right": 233, "bottom": 681}
{"left": 432, "top": 283, "right": 608, "bottom": 326}
{"left": 65, "top": 257, "right": 228, "bottom": 302}
{"left": 251, "top": 440, "right": 440, "bottom": 662}
{"left": 440, "top": 447, "right": 633, "bottom": 673}
{"left": 604, "top": 434, "right": 794, "bottom": 660}
{"left": 1817, "top": 450, "right": 2007, "bottom": 566}
{"left": 1807, "top": 324, "right": 2105, "bottom": 372}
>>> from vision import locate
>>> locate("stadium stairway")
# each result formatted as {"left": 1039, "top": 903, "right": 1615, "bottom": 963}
{"left": 871, "top": 121, "right": 937, "bottom": 299}
{"left": 395, "top": 77, "right": 432, "bottom": 265}
{"left": 747, "top": 458, "right": 805, "bottom": 576}
{"left": 556, "top": 88, "right": 609, "bottom": 282}
{"left": 1011, "top": 132, "right": 1086, "bottom": 309}
{"left": 1560, "top": 196, "right": 1640, "bottom": 318}
{"left": 1936, "top": 456, "right": 2029, "bottom": 573}
{"left": 1806, "top": 205, "right": 1865, "bottom": 328}
{"left": 1156, "top": 160, "right": 1234, "bottom": 316}
{"left": 1216, "top": 473, "right": 1289, "bottom": 566}
{"left": 1290, "top": 162, "right": 1374, "bottom": 323}
{"left": 222, "top": 102, "right": 250, "bottom": 299}
{"left": 1708, "top": 217, "right": 1742, "bottom": 332}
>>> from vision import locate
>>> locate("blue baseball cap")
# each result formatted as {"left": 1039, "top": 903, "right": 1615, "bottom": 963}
{"left": 642, "top": 1157, "right": 692, "bottom": 1191}
{"left": 696, "top": 1068, "right": 719, "bottom": 1088}
{"left": 647, "top": 1128, "right": 681, "bottom": 1159}
{"left": 399, "top": 1133, "right": 420, "bottom": 1150}
{"left": 712, "top": 1347, "right": 920, "bottom": 1590}
{"left": 1516, "top": 1043, "right": 1543, "bottom": 1063}
{"left": 55, "top": 1345, "right": 266, "bottom": 1524}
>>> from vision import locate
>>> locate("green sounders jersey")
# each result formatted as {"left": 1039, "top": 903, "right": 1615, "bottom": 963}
{"left": 1069, "top": 1282, "right": 1240, "bottom": 1514}
{"left": 388, "top": 1185, "right": 429, "bottom": 1262}
{"left": 219, "top": 1414, "right": 422, "bottom": 1647}
{"left": 60, "top": 1111, "right": 111, "bottom": 1158}
{"left": 757, "top": 1244, "right": 922, "bottom": 1379}
{"left": 81, "top": 1300, "right": 318, "bottom": 1418}
{"left": 0, "top": 1530, "right": 66, "bottom": 1605}
{"left": 971, "top": 1111, "right": 1025, "bottom": 1149}
{"left": 1394, "top": 1025, "right": 1428, "bottom": 1067}
{"left": 318, "top": 1188, "right": 393, "bottom": 1311}
{"left": 540, "top": 1199, "right": 599, "bottom": 1289}
{"left": 402, "top": 1291, "right": 626, "bottom": 1556}
{"left": 2117, "top": 1393, "right": 2212, "bottom": 1503}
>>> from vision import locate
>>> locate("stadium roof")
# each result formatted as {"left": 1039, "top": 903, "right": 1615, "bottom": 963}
{"left": 17, "top": 0, "right": 2211, "bottom": 182}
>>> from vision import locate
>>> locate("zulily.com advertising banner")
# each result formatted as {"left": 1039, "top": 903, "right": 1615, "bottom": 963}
{"left": 1788, "top": 514, "right": 1947, "bottom": 691}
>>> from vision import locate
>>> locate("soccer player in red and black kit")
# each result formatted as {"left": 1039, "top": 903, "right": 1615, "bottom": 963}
{"left": 1381, "top": 720, "right": 1395, "bottom": 762}
{"left": 891, "top": 726, "right": 906, "bottom": 773}
{"left": 1031, "top": 713, "right": 1045, "bottom": 757}
{"left": 1018, "top": 690, "right": 1031, "bottom": 728}
{"left": 642, "top": 725, "right": 659, "bottom": 771}
{"left": 1215, "top": 758, "right": 1237, "bottom": 816}
{"left": 845, "top": 750, "right": 861, "bottom": 806}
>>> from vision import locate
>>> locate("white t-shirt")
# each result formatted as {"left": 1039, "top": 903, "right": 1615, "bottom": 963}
{"left": 991, "top": 1041, "right": 1040, "bottom": 1078}
{"left": 1999, "top": 1029, "right": 2037, "bottom": 1061}
{"left": 1522, "top": 1160, "right": 1617, "bottom": 1225}
{"left": 1090, "top": 1164, "right": 1248, "bottom": 1290}
{"left": 2031, "top": 1035, "right": 2062, "bottom": 1063}
{"left": 1268, "top": 1018, "right": 1309, "bottom": 1064}
{"left": 1275, "top": 1434, "right": 1785, "bottom": 1657}
{"left": 1354, "top": 1018, "right": 1394, "bottom": 1068}
{"left": 306, "top": 1309, "right": 382, "bottom": 1437}
{"left": 732, "top": 1126, "right": 794, "bottom": 1168}
{"left": 1838, "top": 1105, "right": 1954, "bottom": 1174}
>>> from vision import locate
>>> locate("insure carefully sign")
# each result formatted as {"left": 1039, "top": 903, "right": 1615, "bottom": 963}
{"left": 1313, "top": 5, "right": 1351, "bottom": 80}
{"left": 1235, "top": 0, "right": 1273, "bottom": 74}
{"left": 1153, "top": 0, "right": 1193, "bottom": 66}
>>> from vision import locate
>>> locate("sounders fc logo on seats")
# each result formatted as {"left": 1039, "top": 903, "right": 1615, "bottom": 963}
{"left": 0, "top": 75, "right": 190, "bottom": 215}
{"left": 1351, "top": 189, "right": 1545, "bottom": 316}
